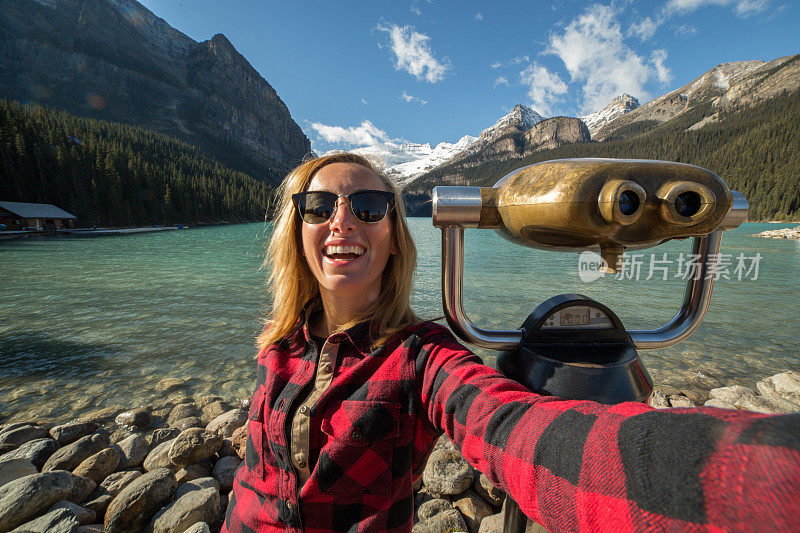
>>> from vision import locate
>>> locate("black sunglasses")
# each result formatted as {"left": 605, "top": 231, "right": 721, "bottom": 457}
{"left": 292, "top": 190, "right": 396, "bottom": 224}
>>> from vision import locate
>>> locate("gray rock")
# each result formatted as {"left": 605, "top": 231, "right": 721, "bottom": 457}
{"left": 0, "top": 438, "right": 59, "bottom": 470}
{"left": 205, "top": 409, "right": 247, "bottom": 438}
{"left": 182, "top": 523, "right": 210, "bottom": 533}
{"left": 78, "top": 408, "right": 120, "bottom": 425}
{"left": 704, "top": 398, "right": 737, "bottom": 409}
{"left": 73, "top": 446, "right": 123, "bottom": 484}
{"left": 477, "top": 512, "right": 503, "bottom": 533}
{"left": 147, "top": 487, "right": 221, "bottom": 533}
{"left": 174, "top": 477, "right": 220, "bottom": 500}
{"left": 0, "top": 471, "right": 95, "bottom": 532}
{"left": 117, "top": 434, "right": 150, "bottom": 469}
{"left": 758, "top": 394, "right": 800, "bottom": 413}
{"left": 149, "top": 428, "right": 180, "bottom": 448}
{"left": 200, "top": 401, "right": 230, "bottom": 425}
{"left": 417, "top": 498, "right": 453, "bottom": 522}
{"left": 422, "top": 449, "right": 474, "bottom": 496}
{"left": 756, "top": 371, "right": 800, "bottom": 403}
{"left": 647, "top": 389, "right": 670, "bottom": 409}
{"left": 172, "top": 417, "right": 203, "bottom": 431}
{"left": 0, "top": 424, "right": 48, "bottom": 450}
{"left": 115, "top": 408, "right": 152, "bottom": 430}
{"left": 709, "top": 385, "right": 757, "bottom": 405}
{"left": 230, "top": 426, "right": 247, "bottom": 460}
{"left": 212, "top": 456, "right": 240, "bottom": 492}
{"left": 82, "top": 495, "right": 113, "bottom": 518}
{"left": 143, "top": 438, "right": 178, "bottom": 472}
{"left": 156, "top": 378, "right": 187, "bottom": 394}
{"left": 454, "top": 489, "right": 495, "bottom": 533}
{"left": 195, "top": 395, "right": 225, "bottom": 409}
{"left": 736, "top": 394, "right": 800, "bottom": 414}
{"left": 104, "top": 468, "right": 177, "bottom": 533}
{"left": 42, "top": 434, "right": 109, "bottom": 472}
{"left": 167, "top": 404, "right": 200, "bottom": 426}
{"left": 472, "top": 473, "right": 504, "bottom": 507}
{"left": 667, "top": 394, "right": 695, "bottom": 408}
{"left": 175, "top": 464, "right": 211, "bottom": 485}
{"left": 49, "top": 423, "right": 100, "bottom": 447}
{"left": 168, "top": 428, "right": 222, "bottom": 468}
{"left": 83, "top": 469, "right": 144, "bottom": 517}
{"left": 48, "top": 500, "right": 96, "bottom": 525}
{"left": 0, "top": 459, "right": 37, "bottom": 488}
{"left": 9, "top": 508, "right": 79, "bottom": 533}
{"left": 75, "top": 525, "right": 104, "bottom": 533}
{"left": 412, "top": 508, "right": 469, "bottom": 533}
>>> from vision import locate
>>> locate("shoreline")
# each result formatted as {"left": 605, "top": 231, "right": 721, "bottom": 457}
{"left": 1, "top": 370, "right": 798, "bottom": 531}
{"left": 753, "top": 225, "right": 800, "bottom": 240}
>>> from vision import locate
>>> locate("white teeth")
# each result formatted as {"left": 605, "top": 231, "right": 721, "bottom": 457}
{"left": 324, "top": 245, "right": 365, "bottom": 256}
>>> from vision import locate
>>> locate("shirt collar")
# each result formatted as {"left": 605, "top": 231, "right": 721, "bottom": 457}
{"left": 296, "top": 299, "right": 376, "bottom": 357}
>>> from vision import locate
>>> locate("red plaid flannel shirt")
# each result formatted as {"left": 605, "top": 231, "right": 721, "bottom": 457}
{"left": 222, "top": 318, "right": 800, "bottom": 532}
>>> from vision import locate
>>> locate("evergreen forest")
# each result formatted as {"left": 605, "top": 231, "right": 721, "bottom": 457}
{"left": 0, "top": 100, "right": 273, "bottom": 227}
{"left": 408, "top": 89, "right": 800, "bottom": 221}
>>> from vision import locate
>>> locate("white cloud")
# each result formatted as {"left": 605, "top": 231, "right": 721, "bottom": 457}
{"left": 546, "top": 4, "right": 669, "bottom": 113}
{"left": 628, "top": 16, "right": 659, "bottom": 41}
{"left": 475, "top": 12, "right": 483, "bottom": 21}
{"left": 519, "top": 62, "right": 567, "bottom": 116}
{"left": 651, "top": 49, "right": 672, "bottom": 83}
{"left": 376, "top": 23, "right": 450, "bottom": 83}
{"left": 665, "top": 0, "right": 769, "bottom": 16}
{"left": 494, "top": 76, "right": 509, "bottom": 87}
{"left": 401, "top": 91, "right": 428, "bottom": 105}
{"left": 361, "top": 98, "right": 368, "bottom": 105}
{"left": 675, "top": 23, "right": 698, "bottom": 35}
{"left": 410, "top": 4, "right": 422, "bottom": 15}
{"left": 310, "top": 120, "right": 390, "bottom": 147}
{"left": 490, "top": 61, "right": 502, "bottom": 69}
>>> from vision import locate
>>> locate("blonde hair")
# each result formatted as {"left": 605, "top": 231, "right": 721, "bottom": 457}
{"left": 257, "top": 153, "right": 419, "bottom": 351}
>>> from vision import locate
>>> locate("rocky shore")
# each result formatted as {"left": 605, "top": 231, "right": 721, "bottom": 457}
{"left": 1, "top": 371, "right": 799, "bottom": 533}
{"left": 753, "top": 225, "right": 800, "bottom": 239}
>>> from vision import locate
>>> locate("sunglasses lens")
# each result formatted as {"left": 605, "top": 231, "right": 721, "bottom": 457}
{"left": 351, "top": 192, "right": 390, "bottom": 223}
{"left": 298, "top": 192, "right": 335, "bottom": 224}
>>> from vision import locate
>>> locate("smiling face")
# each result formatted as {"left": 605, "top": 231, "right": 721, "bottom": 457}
{"left": 300, "top": 162, "right": 395, "bottom": 311}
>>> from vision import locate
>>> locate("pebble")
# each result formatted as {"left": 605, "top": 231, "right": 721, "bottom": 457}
{"left": 472, "top": 473, "right": 504, "bottom": 507}
{"left": 83, "top": 470, "right": 142, "bottom": 518}
{"left": 9, "top": 507, "right": 79, "bottom": 533}
{"left": 148, "top": 487, "right": 221, "bottom": 533}
{"left": 78, "top": 407, "right": 120, "bottom": 425}
{"left": 73, "top": 446, "right": 123, "bottom": 484}
{"left": 49, "top": 422, "right": 99, "bottom": 446}
{"left": 1, "top": 436, "right": 58, "bottom": 470}
{"left": 195, "top": 395, "right": 225, "bottom": 409}
{"left": 42, "top": 433, "right": 110, "bottom": 472}
{"left": 175, "top": 464, "right": 212, "bottom": 485}
{"left": 48, "top": 499, "right": 97, "bottom": 525}
{"left": 417, "top": 498, "right": 453, "bottom": 522}
{"left": 143, "top": 439, "right": 178, "bottom": 472}
{"left": 0, "top": 458, "right": 37, "bottom": 488}
{"left": 174, "top": 477, "right": 220, "bottom": 500}
{"left": 167, "top": 404, "right": 200, "bottom": 426}
{"left": 412, "top": 508, "right": 469, "bottom": 533}
{"left": 183, "top": 522, "right": 211, "bottom": 533}
{"left": 756, "top": 371, "right": 800, "bottom": 403}
{"left": 168, "top": 428, "right": 222, "bottom": 468}
{"left": 149, "top": 428, "right": 180, "bottom": 448}
{"left": 454, "top": 489, "right": 495, "bottom": 533}
{"left": 156, "top": 379, "right": 187, "bottom": 394}
{"left": 115, "top": 408, "right": 152, "bottom": 430}
{"left": 205, "top": 409, "right": 247, "bottom": 438}
{"left": 230, "top": 426, "right": 247, "bottom": 460}
{"left": 0, "top": 424, "right": 48, "bottom": 450}
{"left": 116, "top": 434, "right": 150, "bottom": 469}
{"left": 104, "top": 468, "right": 177, "bottom": 533}
{"left": 211, "top": 456, "right": 240, "bottom": 493}
{"left": 0, "top": 470, "right": 96, "bottom": 531}
{"left": 172, "top": 417, "right": 203, "bottom": 431}
{"left": 200, "top": 401, "right": 229, "bottom": 425}
{"left": 422, "top": 449, "right": 474, "bottom": 496}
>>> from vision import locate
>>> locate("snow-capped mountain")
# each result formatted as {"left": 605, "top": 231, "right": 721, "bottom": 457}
{"left": 581, "top": 93, "right": 639, "bottom": 136}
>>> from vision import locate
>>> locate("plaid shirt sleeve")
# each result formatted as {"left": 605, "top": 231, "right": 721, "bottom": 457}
{"left": 415, "top": 325, "right": 800, "bottom": 532}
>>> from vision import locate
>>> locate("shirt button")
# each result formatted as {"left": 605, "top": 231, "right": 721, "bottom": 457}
{"left": 298, "top": 459, "right": 306, "bottom": 468}
{"left": 299, "top": 405, "right": 308, "bottom": 414}
{"left": 286, "top": 500, "right": 293, "bottom": 510}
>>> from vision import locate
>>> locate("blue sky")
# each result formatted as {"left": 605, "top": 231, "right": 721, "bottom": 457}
{"left": 138, "top": 0, "right": 799, "bottom": 153}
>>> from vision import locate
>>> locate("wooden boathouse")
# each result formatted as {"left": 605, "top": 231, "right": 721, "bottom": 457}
{"left": 0, "top": 201, "right": 77, "bottom": 230}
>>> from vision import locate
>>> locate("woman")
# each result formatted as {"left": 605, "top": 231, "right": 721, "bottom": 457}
{"left": 223, "top": 153, "right": 799, "bottom": 532}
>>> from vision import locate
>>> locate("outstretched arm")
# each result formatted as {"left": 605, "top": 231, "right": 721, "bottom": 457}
{"left": 416, "top": 326, "right": 800, "bottom": 531}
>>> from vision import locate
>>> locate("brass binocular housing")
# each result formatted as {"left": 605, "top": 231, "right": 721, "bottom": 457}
{"left": 433, "top": 158, "right": 747, "bottom": 271}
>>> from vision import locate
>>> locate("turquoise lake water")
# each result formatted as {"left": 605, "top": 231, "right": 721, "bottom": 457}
{"left": 1, "top": 221, "right": 798, "bottom": 423}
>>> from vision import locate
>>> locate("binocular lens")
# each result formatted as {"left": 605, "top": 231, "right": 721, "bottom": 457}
{"left": 618, "top": 190, "right": 641, "bottom": 216}
{"left": 674, "top": 191, "right": 702, "bottom": 217}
